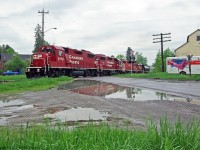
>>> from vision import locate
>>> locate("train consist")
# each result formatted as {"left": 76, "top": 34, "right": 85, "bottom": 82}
{"left": 26, "top": 45, "right": 147, "bottom": 78}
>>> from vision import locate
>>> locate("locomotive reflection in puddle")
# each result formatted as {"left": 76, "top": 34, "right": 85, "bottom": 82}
{"left": 59, "top": 80, "right": 200, "bottom": 104}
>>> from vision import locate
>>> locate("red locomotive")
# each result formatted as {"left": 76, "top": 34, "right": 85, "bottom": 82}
{"left": 122, "top": 60, "right": 144, "bottom": 73}
{"left": 26, "top": 45, "right": 147, "bottom": 78}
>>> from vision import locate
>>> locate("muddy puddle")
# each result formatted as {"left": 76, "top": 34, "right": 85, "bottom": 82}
{"left": 59, "top": 80, "right": 200, "bottom": 105}
{"left": 44, "top": 107, "right": 109, "bottom": 123}
{"left": 0, "top": 99, "right": 33, "bottom": 125}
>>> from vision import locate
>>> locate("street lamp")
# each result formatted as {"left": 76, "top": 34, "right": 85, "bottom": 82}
{"left": 42, "top": 27, "right": 57, "bottom": 45}
{"left": 44, "top": 27, "right": 57, "bottom": 33}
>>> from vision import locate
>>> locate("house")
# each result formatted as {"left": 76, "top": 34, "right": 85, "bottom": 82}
{"left": 175, "top": 29, "right": 200, "bottom": 56}
{"left": 0, "top": 53, "right": 31, "bottom": 70}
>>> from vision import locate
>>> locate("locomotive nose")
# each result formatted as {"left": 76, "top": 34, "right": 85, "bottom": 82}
{"left": 32, "top": 53, "right": 47, "bottom": 67}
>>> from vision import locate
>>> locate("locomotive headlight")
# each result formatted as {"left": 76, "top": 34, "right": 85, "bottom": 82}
{"left": 33, "top": 55, "right": 37, "bottom": 59}
{"left": 27, "top": 68, "right": 30, "bottom": 72}
{"left": 37, "top": 69, "right": 40, "bottom": 72}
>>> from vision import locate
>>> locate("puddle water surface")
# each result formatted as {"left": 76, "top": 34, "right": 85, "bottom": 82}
{"left": 0, "top": 99, "right": 24, "bottom": 107}
{"left": 0, "top": 99, "right": 33, "bottom": 125}
{"left": 59, "top": 80, "right": 200, "bottom": 105}
{"left": 44, "top": 107, "right": 109, "bottom": 122}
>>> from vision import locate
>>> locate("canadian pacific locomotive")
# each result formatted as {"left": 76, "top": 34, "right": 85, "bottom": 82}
{"left": 25, "top": 45, "right": 145, "bottom": 78}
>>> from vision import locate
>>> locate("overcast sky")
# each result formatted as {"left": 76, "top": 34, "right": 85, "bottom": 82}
{"left": 1, "top": 0, "right": 200, "bottom": 65}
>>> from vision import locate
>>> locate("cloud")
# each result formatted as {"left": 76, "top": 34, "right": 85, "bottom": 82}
{"left": 0, "top": 0, "right": 200, "bottom": 65}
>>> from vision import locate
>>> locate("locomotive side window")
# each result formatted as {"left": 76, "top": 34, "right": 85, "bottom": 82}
{"left": 59, "top": 50, "right": 63, "bottom": 56}
{"left": 65, "top": 49, "right": 68, "bottom": 54}
{"left": 74, "top": 51, "right": 83, "bottom": 55}
{"left": 88, "top": 54, "right": 94, "bottom": 58}
{"left": 63, "top": 47, "right": 69, "bottom": 54}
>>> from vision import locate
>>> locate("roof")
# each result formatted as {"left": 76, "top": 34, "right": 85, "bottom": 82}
{"left": 0, "top": 53, "right": 12, "bottom": 62}
{"left": 0, "top": 53, "right": 31, "bottom": 62}
{"left": 175, "top": 29, "right": 200, "bottom": 52}
{"left": 19, "top": 54, "right": 31, "bottom": 60}
{"left": 186, "top": 29, "right": 200, "bottom": 42}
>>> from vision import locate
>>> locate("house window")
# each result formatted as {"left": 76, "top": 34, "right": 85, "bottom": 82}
{"left": 197, "top": 36, "right": 200, "bottom": 41}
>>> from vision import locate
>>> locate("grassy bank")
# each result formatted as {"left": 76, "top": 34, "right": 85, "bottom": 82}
{"left": 115, "top": 72, "right": 200, "bottom": 81}
{"left": 0, "top": 118, "right": 199, "bottom": 149}
{"left": 0, "top": 75, "right": 73, "bottom": 94}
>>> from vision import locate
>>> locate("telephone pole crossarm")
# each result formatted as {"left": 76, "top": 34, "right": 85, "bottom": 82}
{"left": 162, "top": 33, "right": 171, "bottom": 35}
{"left": 152, "top": 32, "right": 171, "bottom": 72}
{"left": 153, "top": 41, "right": 161, "bottom": 43}
{"left": 163, "top": 40, "right": 171, "bottom": 42}
{"left": 153, "top": 37, "right": 161, "bottom": 40}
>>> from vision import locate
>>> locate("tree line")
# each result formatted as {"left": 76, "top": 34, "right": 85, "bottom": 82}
{"left": 116, "top": 47, "right": 174, "bottom": 72}
{"left": 0, "top": 45, "right": 15, "bottom": 54}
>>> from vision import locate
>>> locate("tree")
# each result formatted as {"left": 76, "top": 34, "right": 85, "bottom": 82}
{"left": 126, "top": 47, "right": 135, "bottom": 62}
{"left": 33, "top": 24, "right": 43, "bottom": 53}
{"left": 116, "top": 54, "right": 125, "bottom": 60}
{"left": 4, "top": 54, "right": 26, "bottom": 72}
{"left": 135, "top": 52, "right": 147, "bottom": 65}
{"left": 152, "top": 48, "right": 174, "bottom": 72}
{"left": 0, "top": 44, "right": 16, "bottom": 54}
{"left": 5, "top": 47, "right": 16, "bottom": 54}
{"left": 33, "top": 24, "right": 50, "bottom": 53}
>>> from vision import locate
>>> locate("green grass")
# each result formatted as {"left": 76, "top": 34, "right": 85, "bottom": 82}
{"left": 0, "top": 118, "right": 199, "bottom": 149}
{"left": 0, "top": 75, "right": 73, "bottom": 94}
{"left": 115, "top": 72, "right": 200, "bottom": 81}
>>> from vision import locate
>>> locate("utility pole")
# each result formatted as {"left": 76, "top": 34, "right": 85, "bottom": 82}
{"left": 153, "top": 33, "right": 171, "bottom": 72}
{"left": 38, "top": 8, "right": 49, "bottom": 45}
{"left": 187, "top": 55, "right": 193, "bottom": 77}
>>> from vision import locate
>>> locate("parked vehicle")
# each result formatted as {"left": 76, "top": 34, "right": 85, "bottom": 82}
{"left": 166, "top": 56, "right": 200, "bottom": 75}
{"left": 3, "top": 70, "right": 22, "bottom": 76}
{"left": 26, "top": 45, "right": 148, "bottom": 78}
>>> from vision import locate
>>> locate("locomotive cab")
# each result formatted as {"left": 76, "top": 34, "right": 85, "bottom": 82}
{"left": 26, "top": 45, "right": 65, "bottom": 78}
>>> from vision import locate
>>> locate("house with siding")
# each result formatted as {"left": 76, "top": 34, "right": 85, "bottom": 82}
{"left": 175, "top": 29, "right": 200, "bottom": 56}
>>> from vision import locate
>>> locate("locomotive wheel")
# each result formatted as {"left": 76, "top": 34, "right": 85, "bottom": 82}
{"left": 26, "top": 73, "right": 32, "bottom": 79}
{"left": 83, "top": 70, "right": 88, "bottom": 77}
{"left": 90, "top": 70, "right": 95, "bottom": 77}
{"left": 68, "top": 70, "right": 73, "bottom": 77}
{"left": 103, "top": 71, "right": 108, "bottom": 76}
{"left": 55, "top": 71, "right": 60, "bottom": 77}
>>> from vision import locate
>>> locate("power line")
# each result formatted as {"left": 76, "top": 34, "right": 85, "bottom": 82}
{"left": 38, "top": 8, "right": 49, "bottom": 45}
{"left": 153, "top": 33, "right": 171, "bottom": 72}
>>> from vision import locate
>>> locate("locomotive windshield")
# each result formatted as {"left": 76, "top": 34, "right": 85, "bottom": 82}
{"left": 41, "top": 48, "right": 55, "bottom": 54}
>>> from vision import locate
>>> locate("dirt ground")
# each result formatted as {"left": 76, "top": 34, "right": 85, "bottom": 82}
{"left": 0, "top": 77, "right": 200, "bottom": 127}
